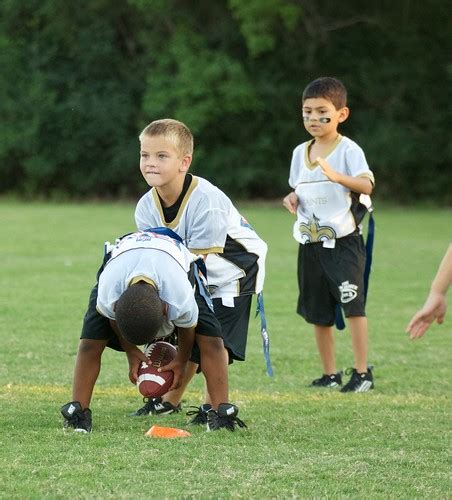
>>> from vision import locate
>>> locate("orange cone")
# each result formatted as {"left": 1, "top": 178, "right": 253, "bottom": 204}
{"left": 145, "top": 425, "right": 191, "bottom": 439}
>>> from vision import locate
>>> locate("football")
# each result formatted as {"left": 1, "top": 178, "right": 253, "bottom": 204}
{"left": 137, "top": 341, "right": 177, "bottom": 398}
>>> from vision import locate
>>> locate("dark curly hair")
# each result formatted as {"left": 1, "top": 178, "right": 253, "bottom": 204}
{"left": 115, "top": 281, "right": 164, "bottom": 345}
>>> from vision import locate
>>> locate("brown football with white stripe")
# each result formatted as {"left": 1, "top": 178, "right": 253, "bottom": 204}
{"left": 137, "top": 341, "right": 177, "bottom": 398}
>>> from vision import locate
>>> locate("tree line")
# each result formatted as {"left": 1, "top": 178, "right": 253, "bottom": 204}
{"left": 0, "top": 0, "right": 450, "bottom": 203}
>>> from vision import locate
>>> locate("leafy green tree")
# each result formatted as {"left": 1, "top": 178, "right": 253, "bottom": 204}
{"left": 0, "top": 0, "right": 147, "bottom": 197}
{"left": 0, "top": 0, "right": 450, "bottom": 203}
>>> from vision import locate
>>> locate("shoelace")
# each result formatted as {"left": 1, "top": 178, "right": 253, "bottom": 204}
{"left": 185, "top": 406, "right": 203, "bottom": 417}
{"left": 344, "top": 365, "right": 374, "bottom": 376}
{"left": 186, "top": 404, "right": 211, "bottom": 416}
{"left": 230, "top": 416, "right": 247, "bottom": 429}
{"left": 185, "top": 406, "right": 200, "bottom": 415}
{"left": 217, "top": 415, "right": 247, "bottom": 430}
{"left": 208, "top": 409, "right": 247, "bottom": 429}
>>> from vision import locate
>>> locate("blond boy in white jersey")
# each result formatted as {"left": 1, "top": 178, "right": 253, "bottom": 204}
{"left": 134, "top": 119, "right": 268, "bottom": 427}
{"left": 283, "top": 77, "right": 375, "bottom": 393}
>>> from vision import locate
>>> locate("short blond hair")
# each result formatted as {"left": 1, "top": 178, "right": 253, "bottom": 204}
{"left": 139, "top": 119, "right": 194, "bottom": 156}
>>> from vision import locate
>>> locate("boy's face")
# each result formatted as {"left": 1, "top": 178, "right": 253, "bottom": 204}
{"left": 302, "top": 97, "right": 349, "bottom": 140}
{"left": 139, "top": 135, "right": 192, "bottom": 188}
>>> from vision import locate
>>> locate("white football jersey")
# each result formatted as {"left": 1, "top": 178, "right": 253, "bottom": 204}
{"left": 289, "top": 135, "right": 374, "bottom": 244}
{"left": 96, "top": 231, "right": 198, "bottom": 337}
{"left": 135, "top": 176, "right": 267, "bottom": 302}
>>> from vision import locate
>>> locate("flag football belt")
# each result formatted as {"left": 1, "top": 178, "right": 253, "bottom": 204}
{"left": 335, "top": 212, "right": 375, "bottom": 330}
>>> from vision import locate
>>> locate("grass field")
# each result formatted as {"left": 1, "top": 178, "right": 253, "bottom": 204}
{"left": 1, "top": 199, "right": 451, "bottom": 498}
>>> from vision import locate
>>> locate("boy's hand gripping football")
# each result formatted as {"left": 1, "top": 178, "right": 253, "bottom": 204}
{"left": 158, "top": 356, "right": 186, "bottom": 391}
{"left": 126, "top": 347, "right": 149, "bottom": 384}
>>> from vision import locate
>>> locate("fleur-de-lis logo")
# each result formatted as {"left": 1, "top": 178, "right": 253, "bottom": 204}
{"left": 299, "top": 214, "right": 336, "bottom": 243}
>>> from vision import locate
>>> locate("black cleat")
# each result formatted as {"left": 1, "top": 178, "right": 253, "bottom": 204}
{"left": 206, "top": 403, "right": 247, "bottom": 432}
{"left": 186, "top": 404, "right": 212, "bottom": 425}
{"left": 129, "top": 397, "right": 181, "bottom": 416}
{"left": 340, "top": 366, "right": 374, "bottom": 393}
{"left": 61, "top": 401, "right": 92, "bottom": 433}
{"left": 309, "top": 372, "right": 343, "bottom": 388}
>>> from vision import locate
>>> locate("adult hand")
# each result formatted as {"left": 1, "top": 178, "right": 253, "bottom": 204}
{"left": 406, "top": 292, "right": 447, "bottom": 339}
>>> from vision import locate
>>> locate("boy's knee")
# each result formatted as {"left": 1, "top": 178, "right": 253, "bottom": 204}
{"left": 77, "top": 339, "right": 107, "bottom": 359}
{"left": 196, "top": 335, "right": 225, "bottom": 354}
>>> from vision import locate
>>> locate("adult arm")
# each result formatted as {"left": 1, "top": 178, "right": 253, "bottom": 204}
{"left": 406, "top": 245, "right": 452, "bottom": 339}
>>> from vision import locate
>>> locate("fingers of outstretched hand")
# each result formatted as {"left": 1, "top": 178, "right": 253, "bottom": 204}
{"left": 406, "top": 309, "right": 437, "bottom": 339}
{"left": 407, "top": 321, "right": 429, "bottom": 340}
{"left": 436, "top": 319, "right": 444, "bottom": 326}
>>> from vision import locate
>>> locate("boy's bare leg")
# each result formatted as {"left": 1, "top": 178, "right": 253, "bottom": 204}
{"left": 162, "top": 361, "right": 198, "bottom": 406}
{"left": 199, "top": 347, "right": 229, "bottom": 406}
{"left": 72, "top": 339, "right": 108, "bottom": 409}
{"left": 348, "top": 316, "right": 368, "bottom": 373}
{"left": 196, "top": 335, "right": 228, "bottom": 410}
{"left": 314, "top": 325, "right": 336, "bottom": 374}
{"left": 161, "top": 341, "right": 228, "bottom": 409}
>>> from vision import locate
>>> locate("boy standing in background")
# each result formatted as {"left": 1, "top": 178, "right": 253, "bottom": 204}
{"left": 283, "top": 77, "right": 375, "bottom": 392}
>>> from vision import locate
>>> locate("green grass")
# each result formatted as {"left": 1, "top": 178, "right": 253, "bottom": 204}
{"left": 1, "top": 199, "right": 451, "bottom": 498}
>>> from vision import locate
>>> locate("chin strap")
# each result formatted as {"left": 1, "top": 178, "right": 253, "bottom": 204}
{"left": 255, "top": 292, "right": 274, "bottom": 376}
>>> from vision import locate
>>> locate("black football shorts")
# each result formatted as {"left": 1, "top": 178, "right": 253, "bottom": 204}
{"left": 297, "top": 233, "right": 367, "bottom": 326}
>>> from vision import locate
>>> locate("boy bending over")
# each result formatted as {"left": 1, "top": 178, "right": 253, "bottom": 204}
{"left": 61, "top": 230, "right": 245, "bottom": 432}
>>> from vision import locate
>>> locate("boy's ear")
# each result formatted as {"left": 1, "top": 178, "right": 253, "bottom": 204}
{"left": 338, "top": 106, "right": 350, "bottom": 123}
{"left": 180, "top": 154, "right": 192, "bottom": 172}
